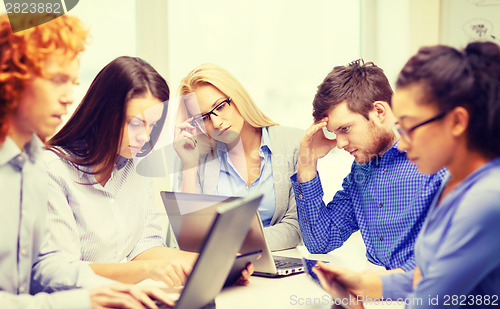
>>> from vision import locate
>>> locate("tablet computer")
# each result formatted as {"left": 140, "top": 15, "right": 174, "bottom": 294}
{"left": 302, "top": 258, "right": 356, "bottom": 309}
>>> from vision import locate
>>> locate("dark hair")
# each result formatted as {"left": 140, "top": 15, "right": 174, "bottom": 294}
{"left": 397, "top": 41, "right": 500, "bottom": 157}
{"left": 312, "top": 59, "right": 393, "bottom": 122}
{"left": 47, "top": 56, "right": 169, "bottom": 177}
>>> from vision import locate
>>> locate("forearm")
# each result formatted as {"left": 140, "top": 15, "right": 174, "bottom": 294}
{"left": 351, "top": 274, "right": 384, "bottom": 300}
{"left": 132, "top": 246, "right": 197, "bottom": 262}
{"left": 296, "top": 161, "right": 318, "bottom": 183}
{"left": 90, "top": 261, "right": 151, "bottom": 284}
{"left": 181, "top": 168, "right": 198, "bottom": 193}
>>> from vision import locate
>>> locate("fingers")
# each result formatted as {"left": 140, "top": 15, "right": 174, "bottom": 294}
{"left": 303, "top": 118, "right": 329, "bottom": 141}
{"left": 158, "top": 267, "right": 182, "bottom": 288}
{"left": 127, "top": 287, "right": 158, "bottom": 309}
{"left": 127, "top": 287, "right": 176, "bottom": 309}
{"left": 246, "top": 263, "right": 255, "bottom": 277}
{"left": 143, "top": 288, "right": 176, "bottom": 308}
{"left": 316, "top": 261, "right": 346, "bottom": 280}
{"left": 176, "top": 121, "right": 195, "bottom": 131}
{"left": 179, "top": 255, "right": 196, "bottom": 276}
{"left": 157, "top": 260, "right": 190, "bottom": 288}
{"left": 312, "top": 265, "right": 331, "bottom": 290}
{"left": 90, "top": 285, "right": 146, "bottom": 309}
{"left": 176, "top": 129, "right": 197, "bottom": 148}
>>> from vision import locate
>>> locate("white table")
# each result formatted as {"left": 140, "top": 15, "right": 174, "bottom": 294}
{"left": 142, "top": 233, "right": 406, "bottom": 309}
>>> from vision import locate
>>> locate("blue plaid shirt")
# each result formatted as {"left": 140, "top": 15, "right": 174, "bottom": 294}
{"left": 291, "top": 142, "right": 448, "bottom": 271}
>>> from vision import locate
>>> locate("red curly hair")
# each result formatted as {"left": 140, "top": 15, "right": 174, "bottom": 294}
{"left": 0, "top": 13, "right": 88, "bottom": 143}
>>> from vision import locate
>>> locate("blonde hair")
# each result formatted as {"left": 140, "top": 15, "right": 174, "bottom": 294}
{"left": 177, "top": 63, "right": 277, "bottom": 128}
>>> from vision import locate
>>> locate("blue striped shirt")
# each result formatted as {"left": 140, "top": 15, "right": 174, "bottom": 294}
{"left": 291, "top": 142, "right": 447, "bottom": 271}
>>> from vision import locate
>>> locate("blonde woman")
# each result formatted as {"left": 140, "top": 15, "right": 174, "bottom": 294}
{"left": 173, "top": 64, "right": 302, "bottom": 251}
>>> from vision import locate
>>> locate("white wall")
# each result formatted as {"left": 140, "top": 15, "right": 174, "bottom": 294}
{"left": 134, "top": 0, "right": 362, "bottom": 193}
{"left": 361, "top": 0, "right": 440, "bottom": 87}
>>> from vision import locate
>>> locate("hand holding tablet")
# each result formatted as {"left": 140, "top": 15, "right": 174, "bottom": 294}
{"left": 303, "top": 259, "right": 364, "bottom": 309}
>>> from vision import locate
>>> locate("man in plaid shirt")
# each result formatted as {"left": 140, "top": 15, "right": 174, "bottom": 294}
{"left": 292, "top": 60, "right": 446, "bottom": 272}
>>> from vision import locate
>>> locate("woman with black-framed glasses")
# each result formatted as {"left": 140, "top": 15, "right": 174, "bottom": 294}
{"left": 312, "top": 41, "right": 500, "bottom": 308}
{"left": 173, "top": 63, "right": 303, "bottom": 251}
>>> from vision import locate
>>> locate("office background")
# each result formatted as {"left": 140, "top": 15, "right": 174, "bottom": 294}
{"left": 1, "top": 0, "right": 499, "bottom": 240}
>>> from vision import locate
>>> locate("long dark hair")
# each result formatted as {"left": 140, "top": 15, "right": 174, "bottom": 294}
{"left": 47, "top": 56, "right": 169, "bottom": 176}
{"left": 397, "top": 41, "right": 500, "bottom": 158}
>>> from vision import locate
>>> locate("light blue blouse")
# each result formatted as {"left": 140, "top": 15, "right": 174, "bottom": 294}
{"left": 215, "top": 127, "right": 276, "bottom": 227}
{"left": 0, "top": 136, "right": 112, "bottom": 309}
{"left": 381, "top": 158, "right": 500, "bottom": 308}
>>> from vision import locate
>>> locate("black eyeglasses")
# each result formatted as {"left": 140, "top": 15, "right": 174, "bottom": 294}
{"left": 393, "top": 111, "right": 447, "bottom": 143}
{"left": 190, "top": 97, "right": 232, "bottom": 130}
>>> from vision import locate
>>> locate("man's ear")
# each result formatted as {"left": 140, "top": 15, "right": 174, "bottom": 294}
{"left": 372, "top": 101, "right": 391, "bottom": 122}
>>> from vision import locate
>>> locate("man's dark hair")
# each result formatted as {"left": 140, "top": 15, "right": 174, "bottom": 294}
{"left": 312, "top": 60, "right": 393, "bottom": 122}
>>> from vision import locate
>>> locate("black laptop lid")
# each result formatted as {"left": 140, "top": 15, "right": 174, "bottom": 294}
{"left": 173, "top": 194, "right": 263, "bottom": 309}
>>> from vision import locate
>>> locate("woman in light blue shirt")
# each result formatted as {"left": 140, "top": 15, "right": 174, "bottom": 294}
{"left": 173, "top": 63, "right": 302, "bottom": 251}
{"left": 312, "top": 41, "right": 500, "bottom": 308}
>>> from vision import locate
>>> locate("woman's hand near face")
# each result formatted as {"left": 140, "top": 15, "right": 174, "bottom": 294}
{"left": 173, "top": 119, "right": 201, "bottom": 169}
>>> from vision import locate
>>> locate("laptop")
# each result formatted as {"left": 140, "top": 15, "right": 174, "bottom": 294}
{"left": 161, "top": 191, "right": 305, "bottom": 277}
{"left": 158, "top": 194, "right": 263, "bottom": 309}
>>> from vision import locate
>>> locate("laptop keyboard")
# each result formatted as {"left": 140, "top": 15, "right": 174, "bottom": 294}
{"left": 274, "top": 256, "right": 303, "bottom": 268}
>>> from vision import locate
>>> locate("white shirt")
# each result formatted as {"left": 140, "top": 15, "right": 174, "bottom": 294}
{"left": 0, "top": 136, "right": 112, "bottom": 309}
{"left": 42, "top": 150, "right": 166, "bottom": 264}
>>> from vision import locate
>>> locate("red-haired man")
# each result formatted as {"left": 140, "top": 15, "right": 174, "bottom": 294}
{"left": 0, "top": 14, "right": 172, "bottom": 309}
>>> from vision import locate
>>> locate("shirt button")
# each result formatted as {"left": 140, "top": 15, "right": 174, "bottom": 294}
{"left": 19, "top": 286, "right": 25, "bottom": 293}
{"left": 21, "top": 248, "right": 27, "bottom": 255}
{"left": 380, "top": 236, "right": 383, "bottom": 241}
{"left": 379, "top": 203, "right": 383, "bottom": 208}
{"left": 382, "top": 169, "right": 386, "bottom": 173}
{"left": 303, "top": 219, "right": 307, "bottom": 223}
{"left": 299, "top": 194, "right": 303, "bottom": 199}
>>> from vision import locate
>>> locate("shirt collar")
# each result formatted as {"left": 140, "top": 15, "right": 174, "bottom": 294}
{"left": 116, "top": 156, "right": 129, "bottom": 170}
{"left": 367, "top": 140, "right": 402, "bottom": 168}
{"left": 217, "top": 127, "right": 272, "bottom": 172}
{"left": 260, "top": 126, "right": 272, "bottom": 155}
{"left": 216, "top": 127, "right": 272, "bottom": 155}
{"left": 0, "top": 135, "right": 44, "bottom": 167}
{"left": 75, "top": 154, "right": 130, "bottom": 180}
